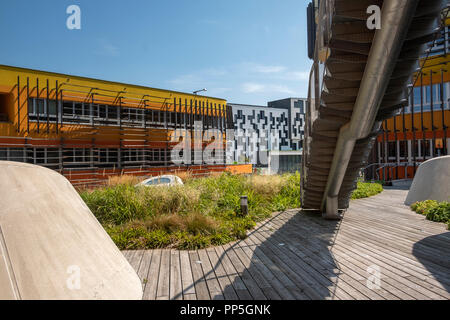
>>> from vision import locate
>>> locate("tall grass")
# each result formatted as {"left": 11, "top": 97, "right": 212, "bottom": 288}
{"left": 81, "top": 172, "right": 381, "bottom": 250}
{"left": 81, "top": 172, "right": 301, "bottom": 250}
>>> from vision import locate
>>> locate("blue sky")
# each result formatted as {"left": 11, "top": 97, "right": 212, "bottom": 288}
{"left": 0, "top": 0, "right": 312, "bottom": 105}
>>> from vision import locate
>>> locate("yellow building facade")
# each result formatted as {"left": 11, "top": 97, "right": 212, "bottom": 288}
{"left": 0, "top": 65, "right": 240, "bottom": 186}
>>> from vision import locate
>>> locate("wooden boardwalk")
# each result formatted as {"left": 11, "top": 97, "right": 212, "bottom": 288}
{"left": 123, "top": 188, "right": 450, "bottom": 300}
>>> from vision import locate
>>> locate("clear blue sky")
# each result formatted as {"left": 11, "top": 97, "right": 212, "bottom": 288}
{"left": 0, "top": 0, "right": 312, "bottom": 105}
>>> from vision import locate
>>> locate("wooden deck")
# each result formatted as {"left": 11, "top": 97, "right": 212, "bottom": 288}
{"left": 123, "top": 188, "right": 450, "bottom": 300}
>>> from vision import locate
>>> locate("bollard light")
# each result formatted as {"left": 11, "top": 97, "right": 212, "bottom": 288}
{"left": 240, "top": 196, "right": 248, "bottom": 217}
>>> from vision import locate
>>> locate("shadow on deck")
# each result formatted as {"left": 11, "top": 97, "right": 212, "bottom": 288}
{"left": 125, "top": 188, "right": 450, "bottom": 300}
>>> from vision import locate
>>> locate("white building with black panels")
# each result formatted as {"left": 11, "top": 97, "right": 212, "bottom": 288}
{"left": 268, "top": 98, "right": 307, "bottom": 152}
{"left": 227, "top": 98, "right": 306, "bottom": 167}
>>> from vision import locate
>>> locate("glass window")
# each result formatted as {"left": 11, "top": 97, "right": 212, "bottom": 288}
{"left": 413, "top": 87, "right": 421, "bottom": 106}
{"left": 425, "top": 86, "right": 431, "bottom": 104}
{"left": 74, "top": 103, "right": 83, "bottom": 116}
{"left": 399, "top": 141, "right": 407, "bottom": 159}
{"left": 36, "top": 99, "right": 45, "bottom": 115}
{"left": 413, "top": 140, "right": 420, "bottom": 158}
{"left": 63, "top": 101, "right": 73, "bottom": 114}
{"left": 423, "top": 140, "right": 432, "bottom": 157}
{"left": 157, "top": 178, "right": 171, "bottom": 185}
{"left": 109, "top": 150, "right": 118, "bottom": 163}
{"left": 82, "top": 103, "right": 90, "bottom": 116}
{"left": 108, "top": 106, "right": 118, "bottom": 119}
{"left": 388, "top": 141, "right": 397, "bottom": 158}
{"left": 35, "top": 149, "right": 45, "bottom": 164}
{"left": 47, "top": 149, "right": 60, "bottom": 164}
{"left": 0, "top": 148, "right": 7, "bottom": 160}
{"left": 99, "top": 104, "right": 107, "bottom": 119}
{"left": 99, "top": 149, "right": 108, "bottom": 163}
{"left": 48, "top": 100, "right": 57, "bottom": 116}
{"left": 434, "top": 84, "right": 441, "bottom": 103}
{"left": 9, "top": 148, "right": 25, "bottom": 162}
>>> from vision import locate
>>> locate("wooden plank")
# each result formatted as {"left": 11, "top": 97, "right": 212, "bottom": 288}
{"left": 188, "top": 251, "right": 211, "bottom": 300}
{"left": 179, "top": 250, "right": 196, "bottom": 298}
{"left": 251, "top": 217, "right": 358, "bottom": 300}
{"left": 137, "top": 250, "right": 153, "bottom": 292}
{"left": 346, "top": 203, "right": 450, "bottom": 254}
{"left": 265, "top": 215, "right": 402, "bottom": 300}
{"left": 237, "top": 238, "right": 296, "bottom": 300}
{"left": 183, "top": 293, "right": 197, "bottom": 300}
{"left": 269, "top": 212, "right": 420, "bottom": 300}
{"left": 156, "top": 249, "right": 171, "bottom": 300}
{"left": 221, "top": 243, "right": 268, "bottom": 300}
{"left": 213, "top": 246, "right": 253, "bottom": 300}
{"left": 205, "top": 248, "right": 239, "bottom": 300}
{"left": 197, "top": 249, "right": 224, "bottom": 300}
{"left": 127, "top": 250, "right": 144, "bottom": 273}
{"left": 143, "top": 249, "right": 161, "bottom": 300}
{"left": 122, "top": 250, "right": 132, "bottom": 260}
{"left": 228, "top": 242, "right": 281, "bottom": 300}
{"left": 332, "top": 226, "right": 450, "bottom": 296}
{"left": 169, "top": 250, "right": 183, "bottom": 300}
{"left": 250, "top": 227, "right": 343, "bottom": 300}
{"left": 272, "top": 210, "right": 449, "bottom": 300}
{"left": 241, "top": 236, "right": 313, "bottom": 300}
{"left": 248, "top": 219, "right": 330, "bottom": 301}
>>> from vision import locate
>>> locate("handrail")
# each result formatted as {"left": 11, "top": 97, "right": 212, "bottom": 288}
{"left": 363, "top": 162, "right": 413, "bottom": 182}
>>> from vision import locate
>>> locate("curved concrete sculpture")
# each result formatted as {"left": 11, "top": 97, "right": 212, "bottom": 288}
{"left": 405, "top": 156, "right": 450, "bottom": 206}
{"left": 0, "top": 161, "right": 143, "bottom": 300}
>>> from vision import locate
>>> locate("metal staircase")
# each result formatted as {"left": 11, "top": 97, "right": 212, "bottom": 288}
{"left": 302, "top": 0, "right": 446, "bottom": 219}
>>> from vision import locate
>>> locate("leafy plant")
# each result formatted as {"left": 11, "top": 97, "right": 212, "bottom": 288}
{"left": 410, "top": 200, "right": 439, "bottom": 215}
{"left": 411, "top": 200, "right": 450, "bottom": 229}
{"left": 351, "top": 181, "right": 383, "bottom": 200}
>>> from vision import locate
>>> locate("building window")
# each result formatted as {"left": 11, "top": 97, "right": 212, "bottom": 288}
{"left": 399, "top": 141, "right": 408, "bottom": 160}
{"left": 294, "top": 100, "right": 304, "bottom": 114}
{"left": 33, "top": 148, "right": 60, "bottom": 167}
{"left": 0, "top": 148, "right": 26, "bottom": 163}
{"left": 425, "top": 85, "right": 431, "bottom": 104}
{"left": 413, "top": 87, "right": 421, "bottom": 106}
{"left": 28, "top": 98, "right": 47, "bottom": 116}
{"left": 122, "top": 149, "right": 145, "bottom": 166}
{"left": 388, "top": 141, "right": 397, "bottom": 159}
{"left": 64, "top": 148, "right": 92, "bottom": 168}
{"left": 423, "top": 139, "right": 432, "bottom": 158}
{"left": 98, "top": 149, "right": 119, "bottom": 167}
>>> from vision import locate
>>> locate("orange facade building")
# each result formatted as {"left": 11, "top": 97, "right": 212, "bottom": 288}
{"left": 368, "top": 21, "right": 450, "bottom": 181}
{"left": 0, "top": 65, "right": 246, "bottom": 187}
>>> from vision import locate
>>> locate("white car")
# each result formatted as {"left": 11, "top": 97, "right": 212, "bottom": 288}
{"left": 136, "top": 175, "right": 184, "bottom": 188}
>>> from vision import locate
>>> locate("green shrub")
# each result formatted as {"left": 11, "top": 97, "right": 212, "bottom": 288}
{"left": 411, "top": 200, "right": 450, "bottom": 229}
{"left": 425, "top": 202, "right": 450, "bottom": 223}
{"left": 351, "top": 181, "right": 383, "bottom": 200}
{"left": 410, "top": 200, "right": 439, "bottom": 215}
